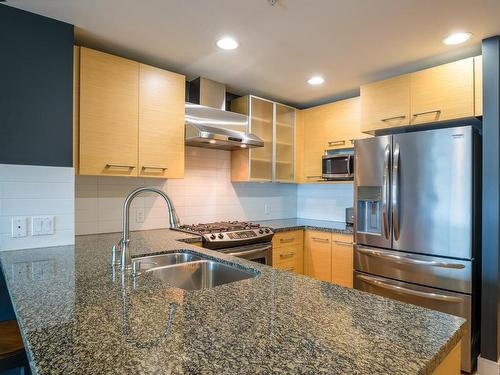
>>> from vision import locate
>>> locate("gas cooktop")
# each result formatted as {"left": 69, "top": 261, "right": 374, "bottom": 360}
{"left": 174, "top": 221, "right": 274, "bottom": 250}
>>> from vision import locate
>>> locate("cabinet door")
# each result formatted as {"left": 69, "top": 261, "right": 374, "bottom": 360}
{"left": 139, "top": 64, "right": 185, "bottom": 179}
{"left": 275, "top": 104, "right": 295, "bottom": 182}
{"left": 331, "top": 234, "right": 353, "bottom": 288}
{"left": 474, "top": 55, "right": 483, "bottom": 116}
{"left": 360, "top": 74, "right": 411, "bottom": 132}
{"left": 302, "top": 107, "right": 326, "bottom": 181}
{"left": 410, "top": 57, "right": 474, "bottom": 125}
{"left": 250, "top": 97, "right": 274, "bottom": 181}
{"left": 79, "top": 47, "right": 139, "bottom": 176}
{"left": 324, "top": 97, "right": 361, "bottom": 149}
{"left": 304, "top": 231, "right": 332, "bottom": 281}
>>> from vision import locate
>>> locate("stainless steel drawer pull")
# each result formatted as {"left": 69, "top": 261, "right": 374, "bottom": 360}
{"left": 306, "top": 175, "right": 322, "bottom": 178}
{"left": 381, "top": 115, "right": 406, "bottom": 122}
{"left": 106, "top": 163, "right": 135, "bottom": 169}
{"left": 142, "top": 166, "right": 168, "bottom": 171}
{"left": 311, "top": 237, "right": 329, "bottom": 243}
{"left": 334, "top": 240, "right": 353, "bottom": 246}
{"left": 280, "top": 252, "right": 296, "bottom": 258}
{"left": 356, "top": 247, "right": 465, "bottom": 269}
{"left": 280, "top": 238, "right": 295, "bottom": 243}
{"left": 328, "top": 140, "right": 345, "bottom": 146}
{"left": 284, "top": 267, "right": 295, "bottom": 272}
{"left": 356, "top": 274, "right": 464, "bottom": 303}
{"left": 412, "top": 109, "right": 442, "bottom": 117}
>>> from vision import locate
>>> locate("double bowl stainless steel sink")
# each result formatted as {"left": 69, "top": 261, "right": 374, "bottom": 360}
{"left": 132, "top": 251, "right": 258, "bottom": 290}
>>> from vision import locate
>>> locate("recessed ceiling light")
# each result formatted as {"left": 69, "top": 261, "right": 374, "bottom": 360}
{"left": 307, "top": 76, "right": 325, "bottom": 85}
{"left": 443, "top": 32, "right": 472, "bottom": 45}
{"left": 216, "top": 37, "right": 238, "bottom": 50}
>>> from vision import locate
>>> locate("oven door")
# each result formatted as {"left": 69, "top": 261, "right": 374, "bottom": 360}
{"left": 322, "top": 154, "right": 352, "bottom": 179}
{"left": 222, "top": 243, "right": 272, "bottom": 266}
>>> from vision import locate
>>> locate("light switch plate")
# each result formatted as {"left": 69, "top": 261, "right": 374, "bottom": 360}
{"left": 11, "top": 217, "right": 28, "bottom": 238}
{"left": 32, "top": 216, "right": 55, "bottom": 236}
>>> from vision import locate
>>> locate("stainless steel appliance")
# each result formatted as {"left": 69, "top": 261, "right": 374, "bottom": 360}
{"left": 322, "top": 153, "right": 354, "bottom": 180}
{"left": 353, "top": 126, "right": 480, "bottom": 373}
{"left": 174, "top": 221, "right": 274, "bottom": 265}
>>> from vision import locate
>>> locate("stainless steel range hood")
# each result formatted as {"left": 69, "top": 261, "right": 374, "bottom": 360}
{"left": 185, "top": 77, "right": 264, "bottom": 150}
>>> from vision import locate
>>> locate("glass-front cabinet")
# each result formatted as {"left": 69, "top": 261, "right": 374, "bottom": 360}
{"left": 231, "top": 95, "right": 296, "bottom": 182}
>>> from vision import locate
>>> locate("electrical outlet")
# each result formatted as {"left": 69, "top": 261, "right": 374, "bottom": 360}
{"left": 136, "top": 208, "right": 145, "bottom": 223}
{"left": 32, "top": 216, "right": 55, "bottom": 236}
{"left": 11, "top": 217, "right": 28, "bottom": 238}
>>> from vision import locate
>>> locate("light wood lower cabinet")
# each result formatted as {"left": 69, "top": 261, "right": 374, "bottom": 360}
{"left": 272, "top": 230, "right": 304, "bottom": 274}
{"left": 331, "top": 233, "right": 354, "bottom": 288}
{"left": 79, "top": 47, "right": 139, "bottom": 176}
{"left": 304, "top": 231, "right": 332, "bottom": 282}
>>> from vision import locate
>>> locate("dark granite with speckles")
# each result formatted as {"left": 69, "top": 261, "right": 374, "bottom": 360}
{"left": 254, "top": 218, "right": 353, "bottom": 235}
{"left": 0, "top": 229, "right": 464, "bottom": 374}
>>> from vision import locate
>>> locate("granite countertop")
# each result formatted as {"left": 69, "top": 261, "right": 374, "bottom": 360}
{"left": 254, "top": 218, "right": 353, "bottom": 234}
{"left": 0, "top": 229, "right": 465, "bottom": 375}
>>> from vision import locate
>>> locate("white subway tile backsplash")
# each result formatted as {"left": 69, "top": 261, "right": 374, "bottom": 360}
{"left": 297, "top": 183, "right": 354, "bottom": 222}
{"left": 0, "top": 164, "right": 75, "bottom": 251}
{"left": 75, "top": 147, "right": 297, "bottom": 234}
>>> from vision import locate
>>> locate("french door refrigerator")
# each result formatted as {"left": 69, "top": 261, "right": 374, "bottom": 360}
{"left": 353, "top": 125, "right": 480, "bottom": 373}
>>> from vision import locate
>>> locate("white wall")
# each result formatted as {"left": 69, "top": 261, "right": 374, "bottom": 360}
{"left": 297, "top": 183, "right": 353, "bottom": 222}
{"left": 75, "top": 147, "right": 297, "bottom": 235}
{"left": 0, "top": 164, "right": 75, "bottom": 251}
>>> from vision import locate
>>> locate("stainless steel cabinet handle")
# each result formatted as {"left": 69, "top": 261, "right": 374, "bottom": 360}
{"left": 279, "top": 238, "right": 295, "bottom": 243}
{"left": 381, "top": 115, "right": 406, "bottom": 122}
{"left": 311, "top": 237, "right": 329, "bottom": 243}
{"left": 228, "top": 246, "right": 272, "bottom": 257}
{"left": 280, "top": 252, "right": 296, "bottom": 258}
{"left": 284, "top": 267, "right": 295, "bottom": 272}
{"left": 142, "top": 166, "right": 168, "bottom": 171}
{"left": 106, "top": 163, "right": 136, "bottom": 169}
{"left": 356, "top": 247, "right": 465, "bottom": 269}
{"left": 382, "top": 144, "right": 390, "bottom": 240}
{"left": 328, "top": 140, "right": 346, "bottom": 146}
{"left": 412, "top": 109, "right": 442, "bottom": 117}
{"left": 392, "top": 144, "right": 400, "bottom": 241}
{"left": 306, "top": 175, "right": 322, "bottom": 178}
{"left": 356, "top": 274, "right": 464, "bottom": 303}
{"left": 333, "top": 240, "right": 353, "bottom": 246}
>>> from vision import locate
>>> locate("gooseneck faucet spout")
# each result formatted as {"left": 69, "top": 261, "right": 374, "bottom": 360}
{"left": 112, "top": 187, "right": 180, "bottom": 272}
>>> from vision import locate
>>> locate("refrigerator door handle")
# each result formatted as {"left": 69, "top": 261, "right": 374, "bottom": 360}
{"left": 382, "top": 144, "right": 390, "bottom": 239}
{"left": 356, "top": 246, "right": 466, "bottom": 269}
{"left": 392, "top": 143, "right": 400, "bottom": 241}
{"left": 355, "top": 273, "right": 464, "bottom": 303}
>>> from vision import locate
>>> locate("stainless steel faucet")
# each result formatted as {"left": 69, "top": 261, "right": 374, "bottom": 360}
{"left": 112, "top": 187, "right": 180, "bottom": 272}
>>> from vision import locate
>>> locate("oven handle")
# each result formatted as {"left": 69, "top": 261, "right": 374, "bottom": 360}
{"left": 356, "top": 274, "right": 464, "bottom": 303}
{"left": 227, "top": 244, "right": 272, "bottom": 257}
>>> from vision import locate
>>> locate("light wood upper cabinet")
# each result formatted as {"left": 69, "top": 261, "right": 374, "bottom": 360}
{"left": 304, "top": 230, "right": 332, "bottom": 282}
{"left": 410, "top": 57, "right": 474, "bottom": 125}
{"left": 300, "top": 97, "right": 367, "bottom": 182}
{"left": 331, "top": 233, "right": 353, "bottom": 288}
{"left": 79, "top": 47, "right": 139, "bottom": 176}
{"left": 474, "top": 55, "right": 483, "bottom": 116}
{"left": 139, "top": 64, "right": 185, "bottom": 179}
{"left": 360, "top": 74, "right": 411, "bottom": 133}
{"left": 77, "top": 47, "right": 185, "bottom": 178}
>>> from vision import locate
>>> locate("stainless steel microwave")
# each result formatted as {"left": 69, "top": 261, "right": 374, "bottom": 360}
{"left": 322, "top": 154, "right": 354, "bottom": 180}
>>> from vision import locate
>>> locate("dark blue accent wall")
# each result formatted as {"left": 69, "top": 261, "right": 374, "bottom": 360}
{"left": 0, "top": 4, "right": 74, "bottom": 167}
{"left": 481, "top": 36, "right": 500, "bottom": 361}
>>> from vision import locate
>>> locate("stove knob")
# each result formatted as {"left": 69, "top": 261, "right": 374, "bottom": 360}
{"left": 259, "top": 229, "right": 264, "bottom": 234}
{"left": 210, "top": 234, "right": 216, "bottom": 240}
{"left": 218, "top": 233, "right": 224, "bottom": 239}
{"left": 264, "top": 228, "right": 270, "bottom": 233}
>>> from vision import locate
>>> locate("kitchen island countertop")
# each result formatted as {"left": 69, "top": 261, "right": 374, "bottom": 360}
{"left": 0, "top": 228, "right": 465, "bottom": 374}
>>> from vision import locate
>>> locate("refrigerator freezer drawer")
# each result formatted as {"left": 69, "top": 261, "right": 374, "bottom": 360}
{"left": 354, "top": 271, "right": 473, "bottom": 372}
{"left": 354, "top": 245, "right": 472, "bottom": 293}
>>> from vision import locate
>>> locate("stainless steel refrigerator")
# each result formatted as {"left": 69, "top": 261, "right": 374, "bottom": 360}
{"left": 353, "top": 125, "right": 480, "bottom": 373}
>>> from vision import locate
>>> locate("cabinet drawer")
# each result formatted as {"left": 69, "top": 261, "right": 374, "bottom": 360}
{"left": 274, "top": 257, "right": 302, "bottom": 274}
{"left": 273, "top": 244, "right": 303, "bottom": 266}
{"left": 272, "top": 230, "right": 304, "bottom": 248}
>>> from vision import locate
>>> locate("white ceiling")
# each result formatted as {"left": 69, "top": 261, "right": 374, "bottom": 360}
{"left": 6, "top": 0, "right": 500, "bottom": 108}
